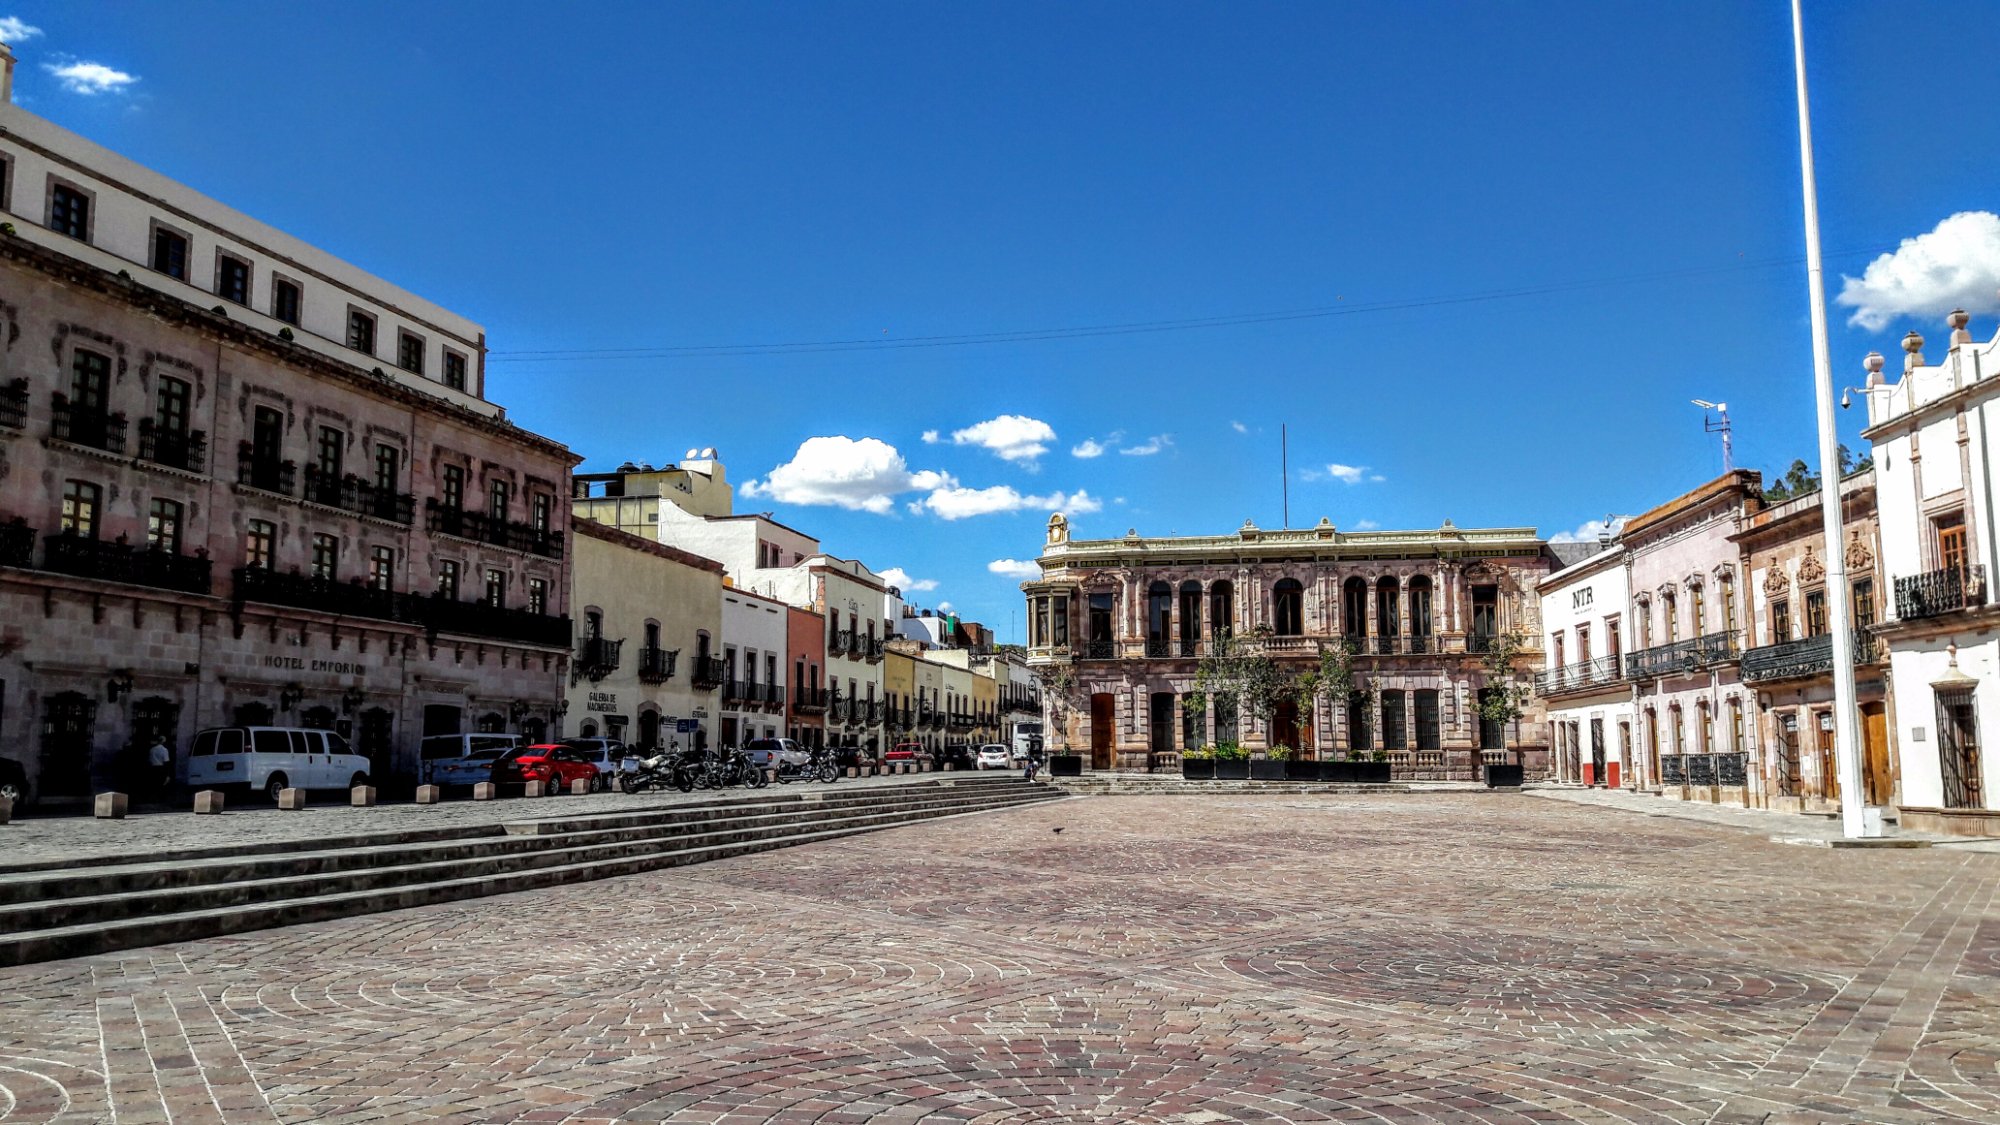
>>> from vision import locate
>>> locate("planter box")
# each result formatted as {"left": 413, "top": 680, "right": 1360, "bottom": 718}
{"left": 1214, "top": 759, "right": 1249, "bottom": 780}
{"left": 1319, "top": 760, "right": 1352, "bottom": 783}
{"left": 1249, "top": 760, "right": 1287, "bottom": 781}
{"left": 1321, "top": 760, "right": 1392, "bottom": 783}
{"left": 1284, "top": 759, "right": 1319, "bottom": 781}
{"left": 1485, "top": 763, "right": 1525, "bottom": 788}
{"left": 1181, "top": 758, "right": 1215, "bottom": 780}
{"left": 1049, "top": 754, "right": 1084, "bottom": 777}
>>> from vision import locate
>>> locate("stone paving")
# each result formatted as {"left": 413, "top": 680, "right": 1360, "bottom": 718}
{"left": 3, "top": 791, "right": 1998, "bottom": 1123}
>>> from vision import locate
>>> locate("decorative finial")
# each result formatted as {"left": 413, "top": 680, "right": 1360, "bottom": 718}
{"left": 1950, "top": 309, "right": 1972, "bottom": 346}
{"left": 1864, "top": 351, "right": 1885, "bottom": 388}
{"left": 1903, "top": 330, "right": 1926, "bottom": 372}
{"left": 1947, "top": 641, "right": 1960, "bottom": 669}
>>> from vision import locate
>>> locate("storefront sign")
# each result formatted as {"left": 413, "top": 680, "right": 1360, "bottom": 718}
{"left": 260, "top": 654, "right": 372, "bottom": 679}
{"left": 587, "top": 691, "right": 618, "bottom": 713}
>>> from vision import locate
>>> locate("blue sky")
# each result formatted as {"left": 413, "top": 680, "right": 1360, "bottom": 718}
{"left": 12, "top": 2, "right": 2000, "bottom": 641}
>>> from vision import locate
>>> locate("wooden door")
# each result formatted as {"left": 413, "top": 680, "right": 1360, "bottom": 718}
{"left": 1815, "top": 711, "right": 1837, "bottom": 799}
{"left": 1089, "top": 693, "right": 1116, "bottom": 770}
{"left": 1860, "top": 703, "right": 1891, "bottom": 805}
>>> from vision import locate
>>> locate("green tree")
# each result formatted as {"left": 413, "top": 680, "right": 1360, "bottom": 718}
{"left": 1192, "top": 627, "right": 1299, "bottom": 753}
{"left": 1476, "top": 630, "right": 1532, "bottom": 757}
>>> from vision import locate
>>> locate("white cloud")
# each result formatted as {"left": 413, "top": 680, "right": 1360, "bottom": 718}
{"left": 918, "top": 486, "right": 1103, "bottom": 521}
{"left": 920, "top": 430, "right": 940, "bottom": 444}
{"left": 0, "top": 17, "right": 44, "bottom": 42}
{"left": 1326, "top": 463, "right": 1367, "bottom": 484}
{"left": 878, "top": 566, "right": 937, "bottom": 593}
{"left": 1354, "top": 519, "right": 1379, "bottom": 530}
{"left": 740, "top": 436, "right": 950, "bottom": 514}
{"left": 1838, "top": 211, "right": 2000, "bottom": 332}
{"left": 1120, "top": 434, "right": 1172, "bottom": 456}
{"left": 988, "top": 558, "right": 1042, "bottom": 580}
{"left": 1231, "top": 421, "right": 1249, "bottom": 434}
{"left": 1071, "top": 439, "right": 1107, "bottom": 459}
{"left": 949, "top": 414, "right": 1056, "bottom": 463}
{"left": 937, "top": 601, "right": 955, "bottom": 614}
{"left": 1549, "top": 516, "right": 1629, "bottom": 544}
{"left": 45, "top": 60, "right": 138, "bottom": 95}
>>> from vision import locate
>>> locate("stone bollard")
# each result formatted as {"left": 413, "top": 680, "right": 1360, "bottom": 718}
{"left": 193, "top": 790, "right": 225, "bottom": 815}
{"left": 0, "top": 795, "right": 11, "bottom": 825}
{"left": 414, "top": 785, "right": 441, "bottom": 804}
{"left": 94, "top": 792, "right": 129, "bottom": 819}
{"left": 277, "top": 788, "right": 307, "bottom": 810}
{"left": 473, "top": 782, "right": 496, "bottom": 801}
{"left": 351, "top": 785, "right": 377, "bottom": 807}
{"left": 524, "top": 780, "right": 546, "bottom": 798}
{"left": 571, "top": 777, "right": 590, "bottom": 795}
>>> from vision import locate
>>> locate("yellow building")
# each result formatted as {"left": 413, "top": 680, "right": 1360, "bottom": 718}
{"left": 567, "top": 521, "right": 725, "bottom": 751}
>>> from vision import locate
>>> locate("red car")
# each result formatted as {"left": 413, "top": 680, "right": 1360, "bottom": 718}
{"left": 884, "top": 744, "right": 920, "bottom": 762}
{"left": 491, "top": 744, "right": 596, "bottom": 792}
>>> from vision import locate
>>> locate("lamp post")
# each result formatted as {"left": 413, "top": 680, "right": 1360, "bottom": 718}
{"left": 1790, "top": 0, "right": 1874, "bottom": 838}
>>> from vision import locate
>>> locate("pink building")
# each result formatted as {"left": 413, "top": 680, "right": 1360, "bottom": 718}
{"left": 0, "top": 57, "right": 577, "bottom": 801}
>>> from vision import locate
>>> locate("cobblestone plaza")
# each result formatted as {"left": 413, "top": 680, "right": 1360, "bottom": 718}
{"left": 4, "top": 792, "right": 1999, "bottom": 1123}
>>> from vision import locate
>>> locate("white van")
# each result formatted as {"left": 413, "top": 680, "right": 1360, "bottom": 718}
{"left": 420, "top": 733, "right": 522, "bottom": 784}
{"left": 184, "top": 726, "right": 374, "bottom": 800}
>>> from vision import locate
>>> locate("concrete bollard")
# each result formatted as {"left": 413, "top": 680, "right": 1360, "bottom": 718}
{"left": 473, "top": 782, "right": 496, "bottom": 801}
{"left": 351, "top": 785, "right": 377, "bottom": 807}
{"left": 414, "top": 785, "right": 440, "bottom": 804}
{"left": 277, "top": 788, "right": 306, "bottom": 810}
{"left": 571, "top": 777, "right": 590, "bottom": 795}
{"left": 524, "top": 780, "right": 546, "bottom": 798}
{"left": 0, "top": 795, "right": 11, "bottom": 825}
{"left": 94, "top": 792, "right": 129, "bottom": 819}
{"left": 193, "top": 790, "right": 225, "bottom": 815}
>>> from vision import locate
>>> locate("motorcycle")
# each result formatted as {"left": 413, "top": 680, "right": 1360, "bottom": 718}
{"left": 619, "top": 749, "right": 683, "bottom": 793}
{"left": 773, "top": 744, "right": 839, "bottom": 785}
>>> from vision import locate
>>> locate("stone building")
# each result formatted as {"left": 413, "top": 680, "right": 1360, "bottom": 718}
{"left": 1732, "top": 470, "right": 1891, "bottom": 812}
{"left": 565, "top": 520, "right": 723, "bottom": 752}
{"left": 1021, "top": 513, "right": 1552, "bottom": 777}
{"left": 0, "top": 60, "right": 576, "bottom": 800}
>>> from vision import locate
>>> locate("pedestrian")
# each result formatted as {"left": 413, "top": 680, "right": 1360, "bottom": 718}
{"left": 147, "top": 734, "right": 174, "bottom": 798}
{"left": 1023, "top": 747, "right": 1043, "bottom": 783}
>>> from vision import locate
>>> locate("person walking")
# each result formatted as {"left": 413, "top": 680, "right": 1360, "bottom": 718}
{"left": 1023, "top": 746, "right": 1043, "bottom": 783}
{"left": 146, "top": 735, "right": 174, "bottom": 799}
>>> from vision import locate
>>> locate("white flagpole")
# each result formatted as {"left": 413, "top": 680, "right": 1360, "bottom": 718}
{"left": 1790, "top": 0, "right": 1874, "bottom": 837}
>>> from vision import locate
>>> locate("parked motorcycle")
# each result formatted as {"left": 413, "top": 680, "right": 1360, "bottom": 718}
{"left": 773, "top": 744, "right": 839, "bottom": 785}
{"left": 619, "top": 750, "right": 681, "bottom": 793}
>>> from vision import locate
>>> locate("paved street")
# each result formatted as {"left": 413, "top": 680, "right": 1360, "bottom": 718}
{"left": 4, "top": 791, "right": 1999, "bottom": 1123}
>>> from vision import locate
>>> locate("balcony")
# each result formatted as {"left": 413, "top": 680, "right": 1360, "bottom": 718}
{"left": 1625, "top": 630, "right": 1739, "bottom": 681}
{"left": 867, "top": 701, "right": 885, "bottom": 725}
{"left": 237, "top": 445, "right": 297, "bottom": 496}
{"left": 1741, "top": 631, "right": 1877, "bottom": 684}
{"left": 763, "top": 681, "right": 787, "bottom": 710}
{"left": 637, "top": 645, "right": 677, "bottom": 684}
{"left": 1177, "top": 637, "right": 1198, "bottom": 658}
{"left": 1079, "top": 639, "right": 1116, "bottom": 660}
{"left": 794, "top": 686, "right": 829, "bottom": 714}
{"left": 690, "top": 655, "right": 726, "bottom": 690}
{"left": 136, "top": 419, "right": 208, "bottom": 474}
{"left": 42, "top": 534, "right": 212, "bottom": 594}
{"left": 425, "top": 499, "right": 564, "bottom": 559}
{"left": 304, "top": 466, "right": 415, "bottom": 523}
{"left": 863, "top": 637, "right": 885, "bottom": 663}
{"left": 410, "top": 594, "right": 573, "bottom": 647}
{"left": 1374, "top": 636, "right": 1403, "bottom": 655}
{"left": 1145, "top": 637, "right": 1170, "bottom": 658}
{"left": 949, "top": 711, "right": 976, "bottom": 731}
{"left": 575, "top": 636, "right": 623, "bottom": 681}
{"left": 50, "top": 395, "right": 127, "bottom": 455}
{"left": 1407, "top": 635, "right": 1434, "bottom": 655}
{"left": 1533, "top": 653, "right": 1626, "bottom": 696}
{"left": 1895, "top": 565, "right": 1985, "bottom": 621}
{"left": 0, "top": 379, "right": 25, "bottom": 429}
{"left": 232, "top": 565, "right": 397, "bottom": 620}
{"left": 0, "top": 518, "right": 33, "bottom": 567}
{"left": 831, "top": 629, "right": 852, "bottom": 656}
{"left": 722, "top": 679, "right": 754, "bottom": 707}
{"left": 1467, "top": 633, "right": 1499, "bottom": 654}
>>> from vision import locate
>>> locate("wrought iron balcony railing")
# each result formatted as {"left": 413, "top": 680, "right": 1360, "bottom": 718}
{"left": 722, "top": 679, "right": 755, "bottom": 706}
{"left": 1145, "top": 636, "right": 1170, "bottom": 658}
{"left": 50, "top": 394, "right": 127, "bottom": 454}
{"left": 232, "top": 565, "right": 397, "bottom": 619}
{"left": 0, "top": 378, "right": 26, "bottom": 429}
{"left": 1895, "top": 565, "right": 1985, "bottom": 621}
{"left": 1533, "top": 653, "right": 1626, "bottom": 696}
{"left": 1625, "top": 630, "right": 1739, "bottom": 680}
{"left": 576, "top": 636, "right": 623, "bottom": 680}
{"left": 637, "top": 645, "right": 676, "bottom": 683}
{"left": 0, "top": 518, "right": 34, "bottom": 568}
{"left": 794, "top": 686, "right": 829, "bottom": 714}
{"left": 690, "top": 655, "right": 727, "bottom": 690}
{"left": 43, "top": 534, "right": 211, "bottom": 594}
{"left": 1177, "top": 637, "right": 1198, "bottom": 658}
{"left": 1374, "top": 635, "right": 1403, "bottom": 655}
{"left": 409, "top": 594, "right": 574, "bottom": 647}
{"left": 1406, "top": 634, "right": 1434, "bottom": 655}
{"left": 237, "top": 445, "right": 297, "bottom": 496}
{"left": 762, "top": 682, "right": 786, "bottom": 709}
{"left": 304, "top": 466, "right": 415, "bottom": 523}
{"left": 424, "top": 499, "right": 563, "bottom": 558}
{"left": 1080, "top": 639, "right": 1116, "bottom": 660}
{"left": 1740, "top": 631, "right": 1877, "bottom": 683}
{"left": 136, "top": 419, "right": 208, "bottom": 474}
{"left": 1467, "top": 632, "right": 1499, "bottom": 654}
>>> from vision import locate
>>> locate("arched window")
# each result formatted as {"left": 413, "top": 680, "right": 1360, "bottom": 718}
{"left": 1177, "top": 580, "right": 1202, "bottom": 653}
{"left": 1147, "top": 581, "right": 1173, "bottom": 655}
{"left": 233, "top": 701, "right": 274, "bottom": 727}
{"left": 1208, "top": 581, "right": 1234, "bottom": 643}
{"left": 476, "top": 711, "right": 505, "bottom": 734}
{"left": 1408, "top": 576, "right": 1433, "bottom": 652}
{"left": 1272, "top": 578, "right": 1304, "bottom": 636}
{"left": 1342, "top": 577, "right": 1368, "bottom": 643}
{"left": 1375, "top": 576, "right": 1401, "bottom": 653}
{"left": 299, "top": 705, "right": 337, "bottom": 731}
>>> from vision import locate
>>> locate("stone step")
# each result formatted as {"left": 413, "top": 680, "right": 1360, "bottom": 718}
{"left": 0, "top": 783, "right": 1065, "bottom": 966}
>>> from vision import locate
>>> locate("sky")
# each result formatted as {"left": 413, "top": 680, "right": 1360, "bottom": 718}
{"left": 9, "top": 1, "right": 2000, "bottom": 642}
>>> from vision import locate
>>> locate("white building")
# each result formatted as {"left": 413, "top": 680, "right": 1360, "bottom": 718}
{"left": 1861, "top": 312, "right": 2000, "bottom": 834}
{"left": 1535, "top": 540, "right": 1635, "bottom": 787}
{"left": 718, "top": 585, "right": 789, "bottom": 747}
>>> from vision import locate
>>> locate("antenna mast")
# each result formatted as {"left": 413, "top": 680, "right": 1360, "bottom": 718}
{"left": 1692, "top": 399, "right": 1734, "bottom": 472}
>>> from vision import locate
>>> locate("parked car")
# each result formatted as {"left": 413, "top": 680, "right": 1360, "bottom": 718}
{"left": 831, "top": 743, "right": 866, "bottom": 769}
{"left": 0, "top": 755, "right": 29, "bottom": 806}
{"left": 429, "top": 747, "right": 510, "bottom": 787}
{"left": 976, "top": 744, "right": 1011, "bottom": 770}
{"left": 419, "top": 734, "right": 521, "bottom": 784}
{"left": 491, "top": 745, "right": 597, "bottom": 793}
{"left": 744, "top": 738, "right": 808, "bottom": 770}
{"left": 560, "top": 737, "right": 628, "bottom": 789}
{"left": 934, "top": 744, "right": 974, "bottom": 770}
{"left": 884, "top": 744, "right": 919, "bottom": 762}
{"left": 184, "top": 726, "right": 373, "bottom": 801}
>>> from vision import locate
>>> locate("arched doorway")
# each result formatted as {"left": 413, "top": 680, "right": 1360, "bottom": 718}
{"left": 1271, "top": 699, "right": 1301, "bottom": 753}
{"left": 1089, "top": 692, "right": 1116, "bottom": 770}
{"left": 40, "top": 691, "right": 97, "bottom": 797}
{"left": 637, "top": 708, "right": 662, "bottom": 751}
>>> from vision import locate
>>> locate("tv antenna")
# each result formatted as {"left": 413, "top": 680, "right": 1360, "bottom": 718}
{"left": 1691, "top": 399, "right": 1733, "bottom": 472}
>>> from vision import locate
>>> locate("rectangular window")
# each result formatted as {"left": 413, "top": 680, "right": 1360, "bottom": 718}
{"left": 368, "top": 545, "right": 394, "bottom": 591}
{"left": 1414, "top": 689, "right": 1441, "bottom": 750}
{"left": 489, "top": 479, "right": 510, "bottom": 521}
{"left": 60, "top": 480, "right": 100, "bottom": 538}
{"left": 155, "top": 376, "right": 190, "bottom": 437}
{"left": 1771, "top": 599, "right": 1791, "bottom": 644}
{"left": 1937, "top": 515, "right": 1968, "bottom": 577}
{"left": 151, "top": 226, "right": 188, "bottom": 279}
{"left": 147, "top": 498, "right": 183, "bottom": 553}
{"left": 484, "top": 568, "right": 505, "bottom": 607}
{"left": 528, "top": 577, "right": 548, "bottom": 615}
{"left": 272, "top": 278, "right": 302, "bottom": 325}
{"left": 1721, "top": 581, "right": 1737, "bottom": 635}
{"left": 1663, "top": 594, "right": 1678, "bottom": 643}
{"left": 531, "top": 493, "right": 550, "bottom": 533}
{"left": 71, "top": 349, "right": 110, "bottom": 411}
{"left": 244, "top": 519, "right": 275, "bottom": 569}
{"left": 374, "top": 444, "right": 400, "bottom": 493}
{"left": 216, "top": 254, "right": 250, "bottom": 305}
{"left": 316, "top": 425, "right": 344, "bottom": 480}
{"left": 1692, "top": 586, "right": 1706, "bottom": 635}
{"left": 346, "top": 309, "right": 376, "bottom": 354}
{"left": 1379, "top": 690, "right": 1407, "bottom": 751}
{"left": 1606, "top": 618, "right": 1621, "bottom": 659}
{"left": 1852, "top": 579, "right": 1876, "bottom": 631}
{"left": 397, "top": 332, "right": 424, "bottom": 375}
{"left": 442, "top": 465, "right": 465, "bottom": 510}
{"left": 311, "top": 533, "right": 339, "bottom": 580}
{"left": 1671, "top": 708, "right": 1685, "bottom": 754}
{"left": 1575, "top": 624, "right": 1591, "bottom": 664}
{"left": 49, "top": 182, "right": 89, "bottom": 239}
{"left": 437, "top": 559, "right": 460, "bottom": 600}
{"left": 442, "top": 351, "right": 467, "bottom": 391}
{"left": 1730, "top": 700, "right": 1744, "bottom": 752}
{"left": 1804, "top": 589, "right": 1828, "bottom": 637}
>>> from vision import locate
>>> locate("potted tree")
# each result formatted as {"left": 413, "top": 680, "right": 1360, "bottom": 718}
{"left": 1478, "top": 631, "right": 1530, "bottom": 787}
{"left": 1037, "top": 665, "right": 1086, "bottom": 776}
{"left": 1195, "top": 628, "right": 1303, "bottom": 782}
{"left": 1213, "top": 742, "right": 1249, "bottom": 780}
{"left": 1181, "top": 744, "right": 1215, "bottom": 780}
{"left": 1253, "top": 744, "right": 1289, "bottom": 781}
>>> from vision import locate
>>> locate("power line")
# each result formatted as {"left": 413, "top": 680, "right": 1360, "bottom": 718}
{"left": 487, "top": 246, "right": 1893, "bottom": 364}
